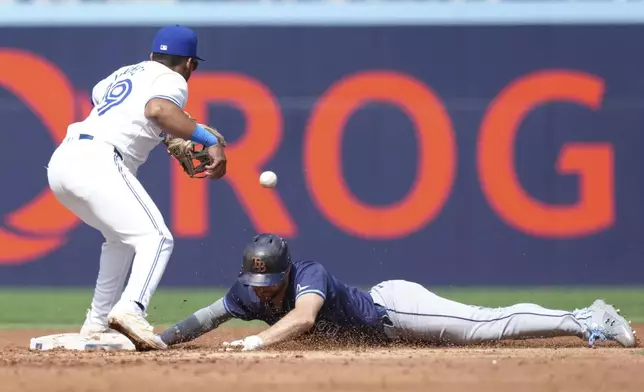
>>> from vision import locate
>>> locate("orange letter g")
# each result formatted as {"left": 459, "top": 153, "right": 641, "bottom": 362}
{"left": 478, "top": 70, "right": 613, "bottom": 238}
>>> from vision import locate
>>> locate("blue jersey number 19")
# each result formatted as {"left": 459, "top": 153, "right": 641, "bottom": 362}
{"left": 97, "top": 79, "right": 133, "bottom": 116}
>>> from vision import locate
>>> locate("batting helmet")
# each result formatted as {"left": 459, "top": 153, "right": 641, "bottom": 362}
{"left": 238, "top": 233, "right": 292, "bottom": 287}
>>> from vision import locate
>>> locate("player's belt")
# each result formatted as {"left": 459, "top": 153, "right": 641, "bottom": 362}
{"left": 78, "top": 134, "right": 123, "bottom": 160}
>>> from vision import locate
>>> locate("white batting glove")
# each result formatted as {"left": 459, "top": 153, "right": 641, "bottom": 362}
{"left": 222, "top": 335, "right": 264, "bottom": 352}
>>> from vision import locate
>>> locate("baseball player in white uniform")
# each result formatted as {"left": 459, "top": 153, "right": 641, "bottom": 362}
{"left": 46, "top": 25, "right": 227, "bottom": 350}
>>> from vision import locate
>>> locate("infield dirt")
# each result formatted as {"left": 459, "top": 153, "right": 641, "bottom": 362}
{"left": 1, "top": 326, "right": 643, "bottom": 392}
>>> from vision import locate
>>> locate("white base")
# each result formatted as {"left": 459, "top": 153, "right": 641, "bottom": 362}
{"left": 29, "top": 332, "right": 136, "bottom": 351}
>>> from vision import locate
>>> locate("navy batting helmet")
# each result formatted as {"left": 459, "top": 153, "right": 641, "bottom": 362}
{"left": 238, "top": 233, "right": 292, "bottom": 286}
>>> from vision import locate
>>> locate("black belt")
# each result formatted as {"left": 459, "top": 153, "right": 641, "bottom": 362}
{"left": 78, "top": 134, "right": 122, "bottom": 160}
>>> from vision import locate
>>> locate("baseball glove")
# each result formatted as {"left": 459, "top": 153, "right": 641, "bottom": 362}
{"left": 163, "top": 112, "right": 227, "bottom": 179}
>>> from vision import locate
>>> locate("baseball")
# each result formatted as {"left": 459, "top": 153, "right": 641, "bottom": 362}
{"left": 259, "top": 171, "right": 278, "bottom": 188}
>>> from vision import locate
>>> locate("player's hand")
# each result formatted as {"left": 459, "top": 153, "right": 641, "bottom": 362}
{"left": 205, "top": 144, "right": 227, "bottom": 180}
{"left": 222, "top": 335, "right": 264, "bottom": 352}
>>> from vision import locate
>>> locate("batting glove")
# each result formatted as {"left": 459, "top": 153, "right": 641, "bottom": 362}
{"left": 222, "top": 335, "right": 264, "bottom": 352}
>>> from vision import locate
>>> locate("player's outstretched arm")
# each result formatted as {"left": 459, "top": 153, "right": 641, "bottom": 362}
{"left": 257, "top": 294, "right": 324, "bottom": 347}
{"left": 145, "top": 98, "right": 200, "bottom": 140}
{"left": 146, "top": 98, "right": 227, "bottom": 179}
{"left": 223, "top": 293, "right": 324, "bottom": 351}
{"left": 158, "top": 298, "right": 233, "bottom": 347}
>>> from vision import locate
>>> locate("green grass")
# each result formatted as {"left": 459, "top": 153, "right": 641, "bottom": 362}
{"left": 0, "top": 288, "right": 229, "bottom": 329}
{"left": 1, "top": 286, "right": 643, "bottom": 329}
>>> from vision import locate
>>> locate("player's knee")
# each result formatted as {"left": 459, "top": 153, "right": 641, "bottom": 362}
{"left": 158, "top": 230, "right": 174, "bottom": 251}
{"left": 130, "top": 230, "right": 174, "bottom": 252}
{"left": 163, "top": 232, "right": 175, "bottom": 252}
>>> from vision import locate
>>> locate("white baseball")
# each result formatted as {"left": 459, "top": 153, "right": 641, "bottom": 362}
{"left": 259, "top": 171, "right": 278, "bottom": 188}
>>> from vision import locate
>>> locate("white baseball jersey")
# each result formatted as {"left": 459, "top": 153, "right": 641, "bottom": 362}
{"left": 66, "top": 60, "right": 188, "bottom": 172}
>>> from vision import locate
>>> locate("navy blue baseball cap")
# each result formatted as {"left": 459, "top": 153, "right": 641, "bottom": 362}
{"left": 151, "top": 25, "right": 204, "bottom": 61}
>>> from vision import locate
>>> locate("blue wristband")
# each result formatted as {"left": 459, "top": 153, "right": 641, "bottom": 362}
{"left": 189, "top": 124, "right": 219, "bottom": 147}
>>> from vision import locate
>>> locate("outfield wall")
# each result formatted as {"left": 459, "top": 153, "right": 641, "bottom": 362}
{"left": 0, "top": 3, "right": 643, "bottom": 287}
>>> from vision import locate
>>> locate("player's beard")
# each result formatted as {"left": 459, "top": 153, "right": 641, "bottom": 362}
{"left": 255, "top": 282, "right": 288, "bottom": 305}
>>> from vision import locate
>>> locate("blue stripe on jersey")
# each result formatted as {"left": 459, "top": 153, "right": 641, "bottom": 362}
{"left": 148, "top": 94, "right": 181, "bottom": 107}
{"left": 296, "top": 289, "right": 326, "bottom": 300}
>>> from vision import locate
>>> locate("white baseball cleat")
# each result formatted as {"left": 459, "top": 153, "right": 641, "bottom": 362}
{"left": 80, "top": 309, "right": 119, "bottom": 336}
{"left": 80, "top": 323, "right": 116, "bottom": 336}
{"left": 107, "top": 300, "right": 167, "bottom": 351}
{"left": 583, "top": 299, "right": 637, "bottom": 348}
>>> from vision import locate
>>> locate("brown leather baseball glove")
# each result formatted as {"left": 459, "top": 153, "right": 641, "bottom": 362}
{"left": 162, "top": 111, "right": 226, "bottom": 179}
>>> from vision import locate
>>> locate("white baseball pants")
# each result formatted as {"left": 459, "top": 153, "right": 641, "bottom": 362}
{"left": 46, "top": 134, "right": 174, "bottom": 325}
{"left": 369, "top": 280, "right": 590, "bottom": 344}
